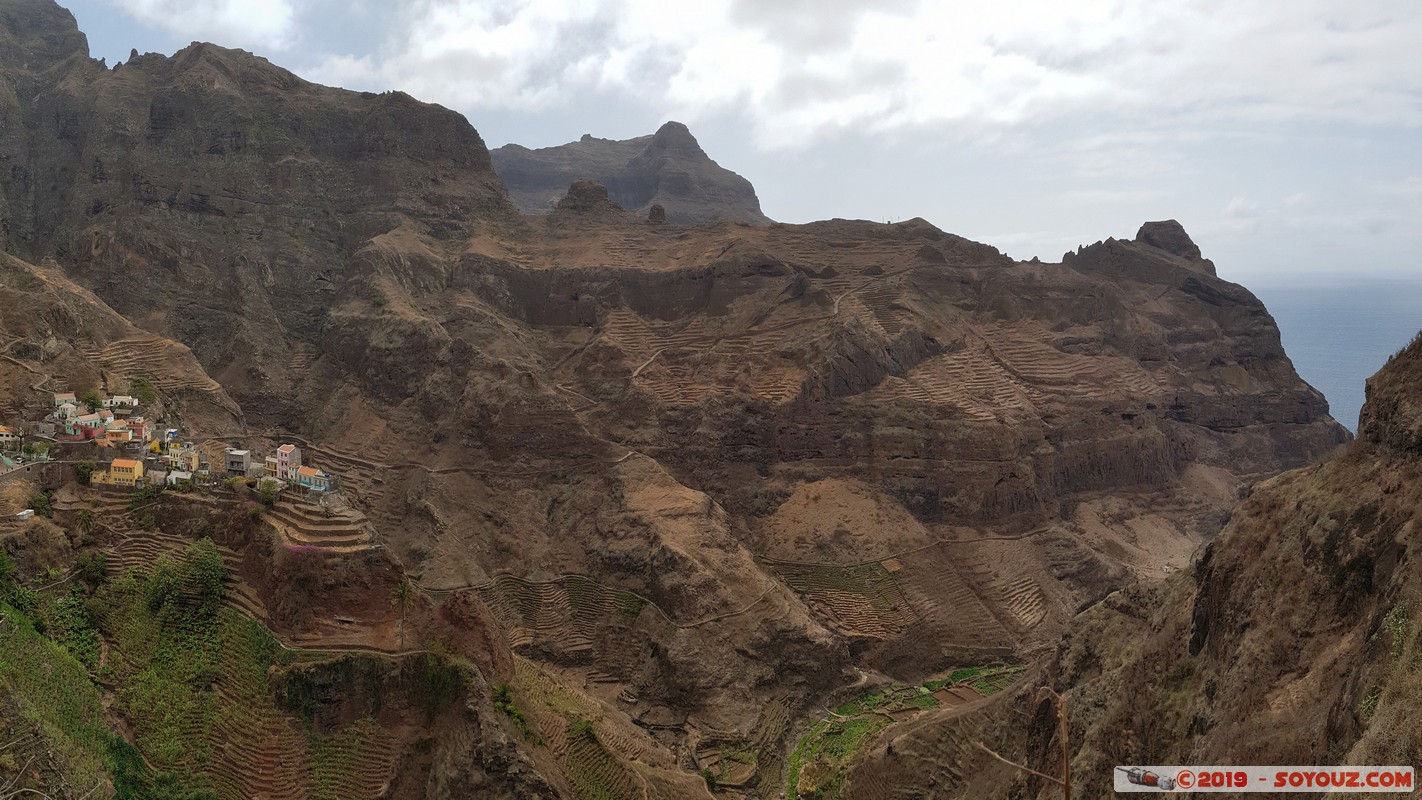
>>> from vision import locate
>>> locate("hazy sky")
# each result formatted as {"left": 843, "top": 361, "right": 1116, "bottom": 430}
{"left": 63, "top": 0, "right": 1422, "bottom": 288}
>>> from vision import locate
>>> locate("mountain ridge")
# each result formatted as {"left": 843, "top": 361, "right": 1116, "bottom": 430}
{"left": 0, "top": 2, "right": 1360, "bottom": 797}
{"left": 491, "top": 121, "right": 772, "bottom": 225}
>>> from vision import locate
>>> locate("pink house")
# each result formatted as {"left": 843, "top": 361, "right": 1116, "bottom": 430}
{"left": 273, "top": 444, "right": 302, "bottom": 482}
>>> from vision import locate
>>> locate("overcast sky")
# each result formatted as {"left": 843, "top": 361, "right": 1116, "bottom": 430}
{"left": 64, "top": 0, "right": 1421, "bottom": 288}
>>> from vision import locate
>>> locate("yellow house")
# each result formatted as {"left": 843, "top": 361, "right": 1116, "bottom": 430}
{"left": 94, "top": 458, "right": 145, "bottom": 488}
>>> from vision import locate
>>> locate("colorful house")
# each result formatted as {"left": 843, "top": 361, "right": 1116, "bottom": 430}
{"left": 55, "top": 402, "right": 78, "bottom": 419}
{"left": 0, "top": 426, "right": 19, "bottom": 450}
{"left": 103, "top": 395, "right": 138, "bottom": 409}
{"left": 293, "top": 466, "right": 333, "bottom": 492}
{"left": 52, "top": 392, "right": 76, "bottom": 407}
{"left": 103, "top": 422, "right": 133, "bottom": 446}
{"left": 273, "top": 444, "right": 302, "bottom": 482}
{"left": 125, "top": 418, "right": 151, "bottom": 445}
{"left": 93, "top": 458, "right": 144, "bottom": 488}
{"left": 73, "top": 412, "right": 104, "bottom": 431}
{"left": 165, "top": 445, "right": 201, "bottom": 473}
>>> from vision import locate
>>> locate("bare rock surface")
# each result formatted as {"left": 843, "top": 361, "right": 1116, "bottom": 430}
{"left": 491, "top": 121, "right": 771, "bottom": 224}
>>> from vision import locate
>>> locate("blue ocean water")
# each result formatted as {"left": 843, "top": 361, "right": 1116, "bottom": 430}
{"left": 1254, "top": 281, "right": 1422, "bottom": 433}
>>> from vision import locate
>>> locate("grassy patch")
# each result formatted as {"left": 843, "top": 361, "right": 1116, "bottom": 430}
{"left": 309, "top": 718, "right": 382, "bottom": 800}
{"left": 786, "top": 664, "right": 1023, "bottom": 798}
{"left": 787, "top": 717, "right": 889, "bottom": 800}
{"left": 493, "top": 682, "right": 541, "bottom": 743}
{"left": 0, "top": 602, "right": 109, "bottom": 791}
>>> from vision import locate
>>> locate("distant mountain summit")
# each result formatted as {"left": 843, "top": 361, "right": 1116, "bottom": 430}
{"left": 491, "top": 121, "right": 772, "bottom": 225}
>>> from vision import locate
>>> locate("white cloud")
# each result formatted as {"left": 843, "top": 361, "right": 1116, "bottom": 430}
{"left": 108, "top": 0, "right": 297, "bottom": 51}
{"left": 1225, "top": 197, "right": 1259, "bottom": 218}
{"left": 293, "top": 0, "right": 1422, "bottom": 151}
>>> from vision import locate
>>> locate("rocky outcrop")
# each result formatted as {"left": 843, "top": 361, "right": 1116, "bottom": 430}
{"left": 1135, "top": 218, "right": 1215, "bottom": 274}
{"left": 1360, "top": 333, "right": 1422, "bottom": 456}
{"left": 491, "top": 121, "right": 771, "bottom": 224}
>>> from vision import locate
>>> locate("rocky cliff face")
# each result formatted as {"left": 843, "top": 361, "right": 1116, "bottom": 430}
{"left": 0, "top": 2, "right": 1354, "bottom": 797}
{"left": 848, "top": 332, "right": 1421, "bottom": 799}
{"left": 491, "top": 121, "right": 771, "bottom": 224}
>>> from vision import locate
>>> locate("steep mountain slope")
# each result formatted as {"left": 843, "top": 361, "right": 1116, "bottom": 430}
{"left": 0, "top": 0, "right": 508, "bottom": 426}
{"left": 0, "top": 251, "right": 241, "bottom": 433}
{"left": 491, "top": 122, "right": 772, "bottom": 224}
{"left": 0, "top": 1, "right": 1354, "bottom": 797}
{"left": 842, "top": 332, "right": 1422, "bottom": 799}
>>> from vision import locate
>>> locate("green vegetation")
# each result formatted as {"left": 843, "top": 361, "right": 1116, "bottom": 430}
{"left": 130, "top": 377, "right": 157, "bottom": 405}
{"left": 90, "top": 542, "right": 231, "bottom": 784}
{"left": 413, "top": 650, "right": 465, "bottom": 723}
{"left": 1360, "top": 684, "right": 1383, "bottom": 718}
{"left": 103, "top": 568, "right": 221, "bottom": 776}
{"left": 787, "top": 716, "right": 889, "bottom": 799}
{"left": 391, "top": 579, "right": 413, "bottom": 650}
{"left": 76, "top": 460, "right": 97, "bottom": 485}
{"left": 26, "top": 490, "right": 52, "bottom": 518}
{"left": 309, "top": 718, "right": 383, "bottom": 800}
{"left": 22, "top": 441, "right": 49, "bottom": 457}
{"left": 257, "top": 478, "right": 280, "bottom": 507}
{"left": 48, "top": 586, "right": 101, "bottom": 668}
{"left": 0, "top": 602, "right": 109, "bottom": 791}
{"left": 79, "top": 390, "right": 102, "bottom": 412}
{"left": 786, "top": 664, "right": 1025, "bottom": 799}
{"left": 184, "top": 539, "right": 228, "bottom": 617}
{"left": 76, "top": 507, "right": 96, "bottom": 537}
{"left": 128, "top": 483, "right": 164, "bottom": 510}
{"left": 492, "top": 682, "right": 539, "bottom": 742}
{"left": 616, "top": 591, "right": 646, "bottom": 618}
{"left": 1385, "top": 602, "right": 1409, "bottom": 660}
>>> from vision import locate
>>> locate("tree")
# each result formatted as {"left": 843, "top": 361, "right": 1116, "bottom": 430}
{"left": 79, "top": 390, "right": 102, "bottom": 412}
{"left": 257, "top": 479, "right": 279, "bottom": 507}
{"left": 22, "top": 441, "right": 49, "bottom": 457}
{"left": 75, "top": 460, "right": 96, "bottom": 485}
{"left": 77, "top": 552, "right": 108, "bottom": 588}
{"left": 183, "top": 538, "right": 227, "bottom": 617}
{"left": 76, "top": 508, "right": 95, "bottom": 536}
{"left": 145, "top": 556, "right": 183, "bottom": 616}
{"left": 391, "top": 580, "right": 414, "bottom": 650}
{"left": 27, "top": 492, "right": 51, "bottom": 518}
{"left": 130, "top": 377, "right": 157, "bottom": 405}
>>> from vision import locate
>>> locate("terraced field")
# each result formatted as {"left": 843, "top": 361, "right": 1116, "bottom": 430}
{"left": 981, "top": 326, "right": 1161, "bottom": 399}
{"left": 837, "top": 705, "right": 1013, "bottom": 800}
{"left": 890, "top": 544, "right": 1016, "bottom": 657}
{"left": 477, "top": 573, "right": 641, "bottom": 657}
{"left": 265, "top": 498, "right": 379, "bottom": 554}
{"left": 767, "top": 560, "right": 916, "bottom": 640}
{"left": 76, "top": 335, "right": 226, "bottom": 396}
{"left": 207, "top": 614, "right": 400, "bottom": 800}
{"left": 308, "top": 718, "right": 398, "bottom": 800}
{"left": 208, "top": 615, "right": 313, "bottom": 800}
{"left": 787, "top": 665, "right": 1022, "bottom": 800}
{"left": 565, "top": 721, "right": 643, "bottom": 800}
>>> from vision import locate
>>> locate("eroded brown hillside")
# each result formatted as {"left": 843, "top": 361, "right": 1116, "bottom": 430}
{"left": 0, "top": 2, "right": 1353, "bottom": 797}
{"left": 852, "top": 332, "right": 1422, "bottom": 799}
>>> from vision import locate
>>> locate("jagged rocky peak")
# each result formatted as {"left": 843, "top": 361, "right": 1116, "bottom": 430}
{"left": 490, "top": 120, "right": 771, "bottom": 225}
{"left": 643, "top": 119, "right": 704, "bottom": 155}
{"left": 0, "top": 0, "right": 89, "bottom": 69}
{"left": 1136, "top": 219, "right": 1203, "bottom": 260}
{"left": 1360, "top": 331, "right": 1422, "bottom": 455}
